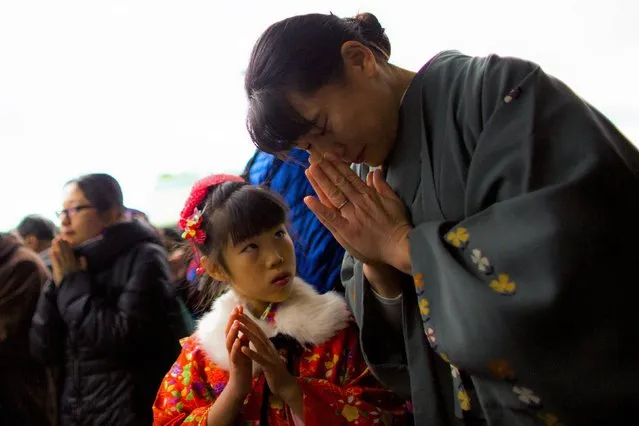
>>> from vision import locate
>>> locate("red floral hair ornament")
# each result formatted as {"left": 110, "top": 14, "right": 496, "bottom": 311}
{"left": 178, "top": 174, "right": 245, "bottom": 275}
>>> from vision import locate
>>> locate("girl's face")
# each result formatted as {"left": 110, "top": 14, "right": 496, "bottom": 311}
{"left": 212, "top": 223, "right": 296, "bottom": 311}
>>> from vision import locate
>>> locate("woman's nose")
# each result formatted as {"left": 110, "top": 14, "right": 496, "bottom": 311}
{"left": 60, "top": 215, "right": 71, "bottom": 226}
{"left": 308, "top": 143, "right": 346, "bottom": 165}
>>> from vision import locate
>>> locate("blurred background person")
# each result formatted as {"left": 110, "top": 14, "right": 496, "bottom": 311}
{"left": 1, "top": 231, "right": 56, "bottom": 425}
{"left": 159, "top": 226, "right": 202, "bottom": 322}
{"left": 30, "top": 173, "right": 190, "bottom": 426}
{"left": 125, "top": 207, "right": 151, "bottom": 224}
{"left": 16, "top": 214, "right": 57, "bottom": 271}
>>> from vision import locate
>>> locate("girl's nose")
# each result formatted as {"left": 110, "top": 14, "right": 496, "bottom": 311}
{"left": 266, "top": 250, "right": 284, "bottom": 268}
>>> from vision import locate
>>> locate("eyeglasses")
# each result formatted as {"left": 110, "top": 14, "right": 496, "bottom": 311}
{"left": 56, "top": 205, "right": 95, "bottom": 219}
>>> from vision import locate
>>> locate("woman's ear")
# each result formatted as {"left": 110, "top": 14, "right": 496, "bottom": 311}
{"left": 340, "top": 40, "right": 378, "bottom": 78}
{"left": 201, "top": 255, "right": 228, "bottom": 282}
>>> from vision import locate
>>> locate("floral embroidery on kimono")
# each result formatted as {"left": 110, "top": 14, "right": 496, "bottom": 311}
{"left": 489, "top": 274, "right": 517, "bottom": 295}
{"left": 470, "top": 249, "right": 492, "bottom": 274}
{"left": 445, "top": 227, "right": 469, "bottom": 248}
{"left": 153, "top": 278, "right": 407, "bottom": 425}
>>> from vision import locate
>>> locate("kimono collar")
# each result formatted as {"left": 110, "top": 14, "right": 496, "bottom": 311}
{"left": 195, "top": 277, "right": 351, "bottom": 374}
{"left": 385, "top": 52, "right": 448, "bottom": 222}
{"left": 384, "top": 63, "right": 427, "bottom": 206}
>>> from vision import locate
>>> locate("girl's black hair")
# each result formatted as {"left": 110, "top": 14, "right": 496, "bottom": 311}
{"left": 193, "top": 181, "right": 290, "bottom": 304}
{"left": 245, "top": 12, "right": 391, "bottom": 154}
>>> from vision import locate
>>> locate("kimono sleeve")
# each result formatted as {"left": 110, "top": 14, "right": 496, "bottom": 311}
{"left": 296, "top": 324, "right": 408, "bottom": 426}
{"left": 342, "top": 202, "right": 410, "bottom": 400}
{"left": 153, "top": 336, "right": 219, "bottom": 426}
{"left": 410, "top": 57, "right": 639, "bottom": 424}
{"left": 342, "top": 253, "right": 406, "bottom": 362}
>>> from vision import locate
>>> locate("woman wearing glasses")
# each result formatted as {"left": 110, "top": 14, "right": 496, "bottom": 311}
{"left": 30, "top": 173, "right": 189, "bottom": 426}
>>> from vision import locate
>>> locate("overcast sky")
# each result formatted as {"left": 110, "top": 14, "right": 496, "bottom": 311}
{"left": 1, "top": 0, "right": 637, "bottom": 229}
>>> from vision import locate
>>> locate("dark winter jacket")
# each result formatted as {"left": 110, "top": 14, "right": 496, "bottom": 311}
{"left": 30, "top": 220, "right": 188, "bottom": 425}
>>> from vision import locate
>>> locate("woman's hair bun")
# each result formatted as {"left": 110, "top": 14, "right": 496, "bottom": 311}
{"left": 353, "top": 12, "right": 390, "bottom": 58}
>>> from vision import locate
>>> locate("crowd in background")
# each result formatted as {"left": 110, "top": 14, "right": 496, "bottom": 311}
{"left": 0, "top": 148, "right": 349, "bottom": 425}
{"left": 3, "top": 8, "right": 639, "bottom": 426}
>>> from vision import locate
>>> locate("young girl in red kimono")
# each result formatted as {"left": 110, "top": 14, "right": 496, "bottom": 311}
{"left": 153, "top": 174, "right": 407, "bottom": 426}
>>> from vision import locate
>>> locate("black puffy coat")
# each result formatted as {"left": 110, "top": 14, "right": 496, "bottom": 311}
{"left": 30, "top": 220, "right": 188, "bottom": 425}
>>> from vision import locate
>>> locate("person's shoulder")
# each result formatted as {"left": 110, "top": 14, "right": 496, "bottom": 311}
{"left": 318, "top": 316, "right": 360, "bottom": 346}
{"left": 419, "top": 50, "right": 539, "bottom": 84}
{"left": 177, "top": 334, "right": 213, "bottom": 365}
{"left": 121, "top": 240, "right": 170, "bottom": 280}
{"left": 247, "top": 150, "right": 277, "bottom": 182}
{"left": 482, "top": 53, "right": 541, "bottom": 86}
{"left": 180, "top": 333, "right": 203, "bottom": 353}
{"left": 129, "top": 239, "right": 166, "bottom": 261}
{"left": 12, "top": 238, "right": 49, "bottom": 273}
{"left": 169, "top": 334, "right": 229, "bottom": 383}
{"left": 414, "top": 50, "right": 472, "bottom": 78}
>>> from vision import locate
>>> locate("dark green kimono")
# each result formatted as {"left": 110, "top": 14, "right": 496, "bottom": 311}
{"left": 343, "top": 50, "right": 639, "bottom": 425}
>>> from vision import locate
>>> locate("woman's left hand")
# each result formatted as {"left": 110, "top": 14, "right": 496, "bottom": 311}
{"left": 51, "top": 237, "right": 87, "bottom": 285}
{"left": 237, "top": 313, "right": 299, "bottom": 401}
{"left": 305, "top": 153, "right": 413, "bottom": 273}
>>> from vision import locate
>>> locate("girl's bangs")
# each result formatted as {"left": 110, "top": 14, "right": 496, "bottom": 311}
{"left": 215, "top": 187, "right": 289, "bottom": 247}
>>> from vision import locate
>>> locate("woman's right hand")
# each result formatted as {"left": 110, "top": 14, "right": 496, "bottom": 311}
{"left": 225, "top": 306, "right": 253, "bottom": 399}
{"left": 51, "top": 237, "right": 87, "bottom": 285}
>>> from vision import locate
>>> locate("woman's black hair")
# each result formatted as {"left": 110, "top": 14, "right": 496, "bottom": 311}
{"left": 67, "top": 173, "right": 124, "bottom": 215}
{"left": 245, "top": 12, "right": 391, "bottom": 154}
{"left": 192, "top": 181, "right": 290, "bottom": 303}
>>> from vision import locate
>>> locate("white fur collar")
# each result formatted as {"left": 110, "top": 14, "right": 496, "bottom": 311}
{"left": 196, "top": 277, "right": 350, "bottom": 374}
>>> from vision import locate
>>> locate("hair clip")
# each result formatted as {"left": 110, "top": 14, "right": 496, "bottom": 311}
{"left": 181, "top": 206, "right": 206, "bottom": 244}
{"left": 178, "top": 174, "right": 246, "bottom": 277}
{"left": 179, "top": 206, "right": 207, "bottom": 275}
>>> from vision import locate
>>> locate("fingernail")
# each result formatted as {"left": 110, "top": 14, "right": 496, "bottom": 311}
{"left": 324, "top": 152, "right": 337, "bottom": 162}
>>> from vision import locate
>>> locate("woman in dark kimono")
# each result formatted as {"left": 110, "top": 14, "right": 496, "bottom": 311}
{"left": 243, "top": 11, "right": 639, "bottom": 426}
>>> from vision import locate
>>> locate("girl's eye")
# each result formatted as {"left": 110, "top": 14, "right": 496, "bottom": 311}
{"left": 274, "top": 230, "right": 286, "bottom": 239}
{"left": 241, "top": 243, "right": 258, "bottom": 253}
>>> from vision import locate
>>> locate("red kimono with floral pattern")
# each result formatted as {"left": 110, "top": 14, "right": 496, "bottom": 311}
{"left": 153, "top": 278, "right": 407, "bottom": 425}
